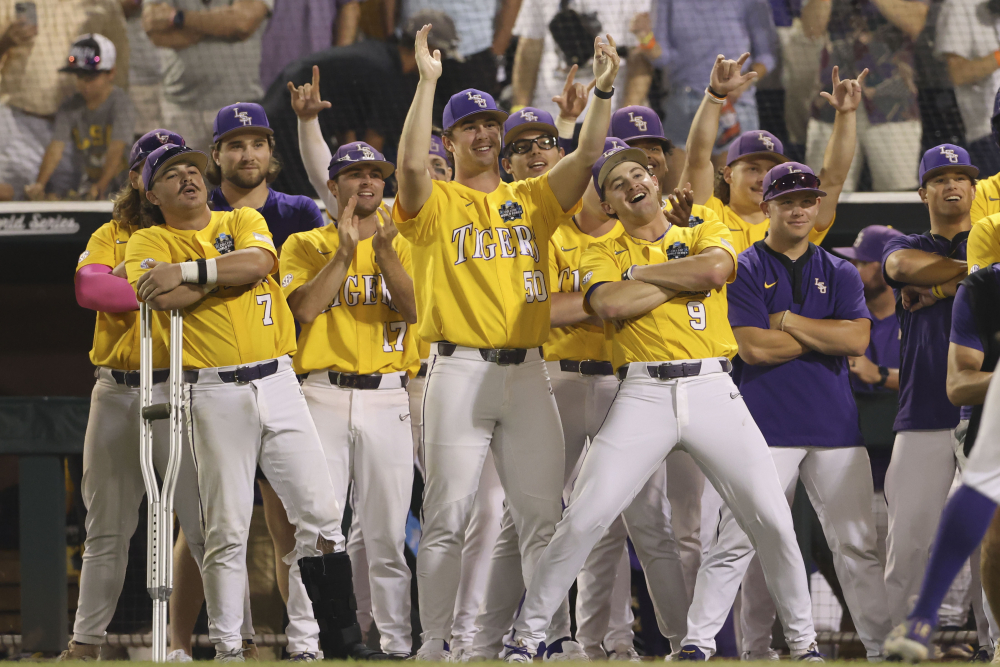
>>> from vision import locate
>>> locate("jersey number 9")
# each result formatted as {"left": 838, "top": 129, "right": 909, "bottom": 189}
{"left": 687, "top": 301, "right": 706, "bottom": 331}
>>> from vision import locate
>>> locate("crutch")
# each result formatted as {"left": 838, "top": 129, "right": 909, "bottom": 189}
{"left": 139, "top": 304, "right": 184, "bottom": 662}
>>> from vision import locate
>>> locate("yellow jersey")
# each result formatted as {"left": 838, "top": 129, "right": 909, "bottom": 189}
{"left": 968, "top": 213, "right": 1000, "bottom": 271}
{"left": 393, "top": 174, "right": 578, "bottom": 349}
{"left": 545, "top": 218, "right": 624, "bottom": 362}
{"left": 972, "top": 175, "right": 1000, "bottom": 224}
{"left": 125, "top": 209, "right": 296, "bottom": 370}
{"left": 580, "top": 218, "right": 739, "bottom": 369}
{"left": 703, "top": 196, "right": 832, "bottom": 254}
{"left": 279, "top": 225, "right": 420, "bottom": 376}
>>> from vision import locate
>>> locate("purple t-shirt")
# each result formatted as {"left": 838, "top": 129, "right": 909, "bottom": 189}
{"left": 851, "top": 310, "right": 900, "bottom": 393}
{"left": 259, "top": 0, "right": 354, "bottom": 90}
{"left": 728, "top": 241, "right": 870, "bottom": 448}
{"left": 209, "top": 188, "right": 325, "bottom": 250}
{"left": 950, "top": 281, "right": 987, "bottom": 421}
{"left": 882, "top": 231, "right": 969, "bottom": 431}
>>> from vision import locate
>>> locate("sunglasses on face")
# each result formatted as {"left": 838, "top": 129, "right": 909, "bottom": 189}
{"left": 507, "top": 135, "right": 558, "bottom": 155}
{"left": 764, "top": 172, "right": 821, "bottom": 200}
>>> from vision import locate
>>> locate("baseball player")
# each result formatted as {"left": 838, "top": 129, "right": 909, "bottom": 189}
{"left": 503, "top": 143, "right": 819, "bottom": 661}
{"left": 680, "top": 54, "right": 866, "bottom": 254}
{"left": 124, "top": 143, "right": 368, "bottom": 662}
{"left": 391, "top": 25, "right": 620, "bottom": 660}
{"left": 884, "top": 260, "right": 1000, "bottom": 661}
{"left": 62, "top": 130, "right": 249, "bottom": 661}
{"left": 278, "top": 142, "right": 416, "bottom": 659}
{"left": 970, "top": 88, "right": 1000, "bottom": 224}
{"left": 681, "top": 162, "right": 890, "bottom": 659}
{"left": 880, "top": 145, "right": 976, "bottom": 626}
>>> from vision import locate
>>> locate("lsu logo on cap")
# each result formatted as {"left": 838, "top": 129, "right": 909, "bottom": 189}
{"left": 360, "top": 145, "right": 376, "bottom": 160}
{"left": 758, "top": 132, "right": 774, "bottom": 151}
{"left": 233, "top": 107, "right": 253, "bottom": 126}
{"left": 155, "top": 132, "right": 170, "bottom": 143}
{"left": 628, "top": 112, "right": 647, "bottom": 132}
{"left": 940, "top": 146, "right": 959, "bottom": 163}
{"left": 520, "top": 110, "right": 539, "bottom": 122}
{"left": 467, "top": 91, "right": 487, "bottom": 108}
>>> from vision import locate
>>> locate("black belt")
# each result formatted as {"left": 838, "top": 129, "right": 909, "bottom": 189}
{"left": 559, "top": 359, "right": 614, "bottom": 376}
{"left": 328, "top": 371, "right": 407, "bottom": 390}
{"left": 109, "top": 369, "right": 169, "bottom": 388}
{"left": 416, "top": 362, "right": 428, "bottom": 378}
{"left": 184, "top": 359, "right": 280, "bottom": 384}
{"left": 616, "top": 358, "right": 732, "bottom": 381}
{"left": 437, "top": 342, "right": 540, "bottom": 366}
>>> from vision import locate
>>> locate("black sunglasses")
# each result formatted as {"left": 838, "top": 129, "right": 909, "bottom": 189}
{"left": 765, "top": 172, "right": 821, "bottom": 199}
{"left": 507, "top": 135, "right": 558, "bottom": 155}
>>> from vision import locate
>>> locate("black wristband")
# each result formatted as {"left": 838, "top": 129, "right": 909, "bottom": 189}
{"left": 196, "top": 258, "right": 207, "bottom": 285}
{"left": 621, "top": 265, "right": 636, "bottom": 281}
{"left": 173, "top": 9, "right": 185, "bottom": 29}
{"left": 875, "top": 365, "right": 889, "bottom": 387}
{"left": 707, "top": 85, "right": 727, "bottom": 99}
{"left": 594, "top": 86, "right": 614, "bottom": 100}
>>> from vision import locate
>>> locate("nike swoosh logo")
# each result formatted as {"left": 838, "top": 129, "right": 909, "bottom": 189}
{"left": 115, "top": 239, "right": 127, "bottom": 244}
{"left": 465, "top": 202, "right": 474, "bottom": 207}
{"left": 318, "top": 249, "right": 333, "bottom": 255}
{"left": 990, "top": 197, "right": 1000, "bottom": 201}
{"left": 614, "top": 249, "right": 627, "bottom": 255}
{"left": 727, "top": 228, "right": 742, "bottom": 232}
{"left": 561, "top": 246, "right": 578, "bottom": 252}
{"left": 730, "top": 392, "right": 742, "bottom": 399}
{"left": 765, "top": 281, "right": 776, "bottom": 289}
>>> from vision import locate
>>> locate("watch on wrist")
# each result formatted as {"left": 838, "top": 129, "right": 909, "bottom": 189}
{"left": 875, "top": 365, "right": 890, "bottom": 387}
{"left": 173, "top": 9, "right": 185, "bottom": 29}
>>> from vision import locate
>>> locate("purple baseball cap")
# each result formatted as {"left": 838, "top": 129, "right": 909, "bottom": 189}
{"left": 442, "top": 89, "right": 508, "bottom": 133}
{"left": 919, "top": 144, "right": 979, "bottom": 185}
{"left": 762, "top": 162, "right": 826, "bottom": 202}
{"left": 610, "top": 106, "right": 668, "bottom": 147}
{"left": 503, "top": 107, "right": 557, "bottom": 145}
{"left": 213, "top": 103, "right": 273, "bottom": 143}
{"left": 726, "top": 130, "right": 787, "bottom": 166}
{"left": 142, "top": 144, "right": 209, "bottom": 192}
{"left": 328, "top": 141, "right": 395, "bottom": 180}
{"left": 833, "top": 225, "right": 904, "bottom": 263}
{"left": 429, "top": 134, "right": 451, "bottom": 166}
{"left": 592, "top": 137, "right": 649, "bottom": 199}
{"left": 129, "top": 129, "right": 185, "bottom": 171}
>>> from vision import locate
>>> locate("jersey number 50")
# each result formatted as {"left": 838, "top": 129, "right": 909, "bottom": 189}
{"left": 523, "top": 270, "right": 548, "bottom": 303}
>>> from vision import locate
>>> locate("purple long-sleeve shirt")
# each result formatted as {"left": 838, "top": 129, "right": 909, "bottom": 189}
{"left": 652, "top": 0, "right": 778, "bottom": 90}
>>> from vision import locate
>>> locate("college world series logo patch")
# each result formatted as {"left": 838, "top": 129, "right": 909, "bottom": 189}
{"left": 214, "top": 233, "right": 235, "bottom": 254}
{"left": 498, "top": 200, "right": 524, "bottom": 222}
{"left": 666, "top": 242, "right": 689, "bottom": 259}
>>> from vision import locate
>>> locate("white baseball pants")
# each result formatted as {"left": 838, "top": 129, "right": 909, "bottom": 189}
{"left": 73, "top": 371, "right": 253, "bottom": 644}
{"left": 186, "top": 358, "right": 345, "bottom": 653}
{"left": 667, "top": 450, "right": 705, "bottom": 599}
{"left": 692, "top": 446, "right": 891, "bottom": 658}
{"left": 884, "top": 429, "right": 957, "bottom": 625}
{"left": 417, "top": 345, "right": 565, "bottom": 645}
{"left": 511, "top": 362, "right": 815, "bottom": 654}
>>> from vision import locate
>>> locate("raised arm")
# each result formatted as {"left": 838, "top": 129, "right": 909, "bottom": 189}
{"left": 680, "top": 54, "right": 758, "bottom": 205}
{"left": 779, "top": 312, "right": 871, "bottom": 357}
{"left": 631, "top": 247, "right": 734, "bottom": 292}
{"left": 733, "top": 326, "right": 809, "bottom": 365}
{"left": 814, "top": 67, "right": 867, "bottom": 232}
{"left": 884, "top": 248, "right": 967, "bottom": 286}
{"left": 396, "top": 24, "right": 440, "bottom": 216}
{"left": 947, "top": 342, "right": 991, "bottom": 406}
{"left": 372, "top": 208, "right": 417, "bottom": 324}
{"left": 289, "top": 66, "right": 338, "bottom": 214}
{"left": 287, "top": 199, "right": 359, "bottom": 323}
{"left": 547, "top": 35, "right": 621, "bottom": 212}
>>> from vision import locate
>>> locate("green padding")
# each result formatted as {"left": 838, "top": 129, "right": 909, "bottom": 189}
{"left": 0, "top": 397, "right": 89, "bottom": 454}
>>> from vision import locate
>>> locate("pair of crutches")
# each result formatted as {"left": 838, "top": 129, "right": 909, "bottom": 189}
{"left": 138, "top": 304, "right": 184, "bottom": 662}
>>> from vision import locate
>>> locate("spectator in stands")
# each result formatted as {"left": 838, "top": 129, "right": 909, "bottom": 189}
{"left": 142, "top": 0, "right": 272, "bottom": 152}
{"left": 25, "top": 35, "right": 136, "bottom": 201}
{"left": 399, "top": 0, "right": 520, "bottom": 98}
{"left": 259, "top": 0, "right": 360, "bottom": 92}
{"left": 802, "top": 0, "right": 928, "bottom": 192}
{"left": 511, "top": 0, "right": 650, "bottom": 119}
{"left": 0, "top": 0, "right": 129, "bottom": 201}
{"left": 121, "top": 0, "right": 163, "bottom": 135}
{"left": 651, "top": 0, "right": 778, "bottom": 191}
{"left": 833, "top": 225, "right": 904, "bottom": 393}
{"left": 935, "top": 0, "right": 1000, "bottom": 178}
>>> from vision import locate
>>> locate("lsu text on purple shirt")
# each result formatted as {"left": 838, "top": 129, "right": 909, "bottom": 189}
{"left": 851, "top": 310, "right": 900, "bottom": 394}
{"left": 882, "top": 231, "right": 968, "bottom": 431}
{"left": 950, "top": 277, "right": 991, "bottom": 421}
{"left": 727, "top": 241, "right": 870, "bottom": 448}
{"left": 209, "top": 188, "right": 325, "bottom": 251}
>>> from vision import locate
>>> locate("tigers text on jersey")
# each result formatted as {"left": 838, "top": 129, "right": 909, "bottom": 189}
{"left": 703, "top": 196, "right": 832, "bottom": 255}
{"left": 971, "top": 174, "right": 1000, "bottom": 225}
{"left": 78, "top": 220, "right": 169, "bottom": 369}
{"left": 392, "top": 174, "right": 578, "bottom": 349}
{"left": 545, "top": 218, "right": 624, "bottom": 362}
{"left": 580, "top": 218, "right": 739, "bottom": 370}
{"left": 125, "top": 208, "right": 295, "bottom": 370}
{"left": 968, "top": 212, "right": 1000, "bottom": 271}
{"left": 279, "top": 225, "right": 420, "bottom": 376}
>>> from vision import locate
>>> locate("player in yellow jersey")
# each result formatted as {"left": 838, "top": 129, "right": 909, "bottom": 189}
{"left": 505, "top": 144, "right": 818, "bottom": 661}
{"left": 392, "top": 24, "right": 620, "bottom": 660}
{"left": 278, "top": 143, "right": 416, "bottom": 659}
{"left": 64, "top": 130, "right": 250, "bottom": 662}
{"left": 125, "top": 144, "right": 369, "bottom": 662}
{"left": 970, "top": 89, "right": 1000, "bottom": 224}
{"left": 680, "top": 54, "right": 867, "bottom": 254}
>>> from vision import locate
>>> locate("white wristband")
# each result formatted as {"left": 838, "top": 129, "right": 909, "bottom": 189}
{"left": 555, "top": 114, "right": 576, "bottom": 140}
{"left": 180, "top": 261, "right": 198, "bottom": 283}
{"left": 205, "top": 258, "right": 218, "bottom": 287}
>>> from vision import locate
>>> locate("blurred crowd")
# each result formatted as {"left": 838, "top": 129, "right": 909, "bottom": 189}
{"left": 1, "top": 0, "right": 998, "bottom": 201}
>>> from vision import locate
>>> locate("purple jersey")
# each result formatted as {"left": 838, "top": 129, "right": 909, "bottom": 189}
{"left": 882, "top": 231, "right": 968, "bottom": 431}
{"left": 950, "top": 281, "right": 987, "bottom": 421}
{"left": 851, "top": 310, "right": 900, "bottom": 393}
{"left": 209, "top": 188, "right": 325, "bottom": 251}
{"left": 728, "top": 241, "right": 870, "bottom": 448}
